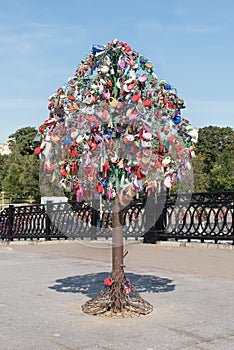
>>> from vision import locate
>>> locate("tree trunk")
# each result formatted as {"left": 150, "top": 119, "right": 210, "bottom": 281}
{"left": 112, "top": 199, "right": 123, "bottom": 275}
{"left": 111, "top": 199, "right": 125, "bottom": 312}
{"left": 81, "top": 198, "right": 153, "bottom": 316}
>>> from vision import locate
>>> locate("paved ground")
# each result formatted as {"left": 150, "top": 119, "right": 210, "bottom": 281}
{"left": 0, "top": 240, "right": 234, "bottom": 350}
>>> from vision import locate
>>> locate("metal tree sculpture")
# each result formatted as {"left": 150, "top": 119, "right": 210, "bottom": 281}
{"left": 33, "top": 39, "right": 197, "bottom": 316}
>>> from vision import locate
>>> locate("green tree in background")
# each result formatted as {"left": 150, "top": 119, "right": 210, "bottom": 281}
{"left": 0, "top": 155, "right": 7, "bottom": 192}
{"left": 2, "top": 162, "right": 23, "bottom": 199}
{"left": 209, "top": 153, "right": 234, "bottom": 191}
{"left": 1, "top": 125, "right": 233, "bottom": 200}
{"left": 1, "top": 127, "right": 40, "bottom": 202}
{"left": 194, "top": 126, "right": 234, "bottom": 191}
{"left": 191, "top": 154, "right": 209, "bottom": 192}
{"left": 8, "top": 126, "right": 37, "bottom": 156}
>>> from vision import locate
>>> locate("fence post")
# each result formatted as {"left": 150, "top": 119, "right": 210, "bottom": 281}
{"left": 156, "top": 206, "right": 167, "bottom": 240}
{"left": 143, "top": 191, "right": 156, "bottom": 243}
{"left": 232, "top": 203, "right": 234, "bottom": 246}
{"left": 90, "top": 207, "right": 98, "bottom": 240}
{"left": 143, "top": 190, "right": 167, "bottom": 243}
{"left": 7, "top": 205, "right": 15, "bottom": 241}
{"left": 45, "top": 201, "right": 52, "bottom": 241}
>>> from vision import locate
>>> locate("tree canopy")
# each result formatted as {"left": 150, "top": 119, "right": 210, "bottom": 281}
{"left": 0, "top": 127, "right": 40, "bottom": 202}
{"left": 8, "top": 126, "right": 37, "bottom": 156}
{"left": 33, "top": 40, "right": 197, "bottom": 208}
{"left": 0, "top": 124, "right": 233, "bottom": 204}
{"left": 192, "top": 126, "right": 234, "bottom": 191}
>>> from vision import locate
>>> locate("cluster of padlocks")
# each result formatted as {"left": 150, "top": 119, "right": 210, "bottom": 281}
{"left": 33, "top": 39, "right": 198, "bottom": 204}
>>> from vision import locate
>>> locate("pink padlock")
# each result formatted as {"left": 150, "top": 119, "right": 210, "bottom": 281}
{"left": 103, "top": 89, "right": 110, "bottom": 99}
{"left": 138, "top": 74, "right": 147, "bottom": 83}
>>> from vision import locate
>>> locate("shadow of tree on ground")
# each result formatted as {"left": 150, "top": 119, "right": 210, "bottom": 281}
{"left": 49, "top": 272, "right": 175, "bottom": 298}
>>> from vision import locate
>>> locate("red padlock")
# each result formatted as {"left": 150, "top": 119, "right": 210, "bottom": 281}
{"left": 125, "top": 285, "right": 131, "bottom": 294}
{"left": 104, "top": 277, "right": 113, "bottom": 287}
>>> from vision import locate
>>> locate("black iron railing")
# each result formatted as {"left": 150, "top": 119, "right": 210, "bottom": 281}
{"left": 144, "top": 191, "right": 234, "bottom": 243}
{"left": 0, "top": 191, "right": 233, "bottom": 243}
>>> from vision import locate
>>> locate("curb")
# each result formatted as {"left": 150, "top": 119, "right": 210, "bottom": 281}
{"left": 0, "top": 239, "right": 233, "bottom": 250}
{"left": 156, "top": 240, "right": 234, "bottom": 250}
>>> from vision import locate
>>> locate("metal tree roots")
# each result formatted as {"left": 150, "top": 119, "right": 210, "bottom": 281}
{"left": 82, "top": 200, "right": 153, "bottom": 317}
{"left": 81, "top": 271, "right": 153, "bottom": 317}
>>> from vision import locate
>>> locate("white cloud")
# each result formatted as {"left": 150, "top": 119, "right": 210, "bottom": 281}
{"left": 0, "top": 22, "right": 85, "bottom": 54}
{"left": 136, "top": 20, "right": 223, "bottom": 35}
{"left": 0, "top": 98, "right": 45, "bottom": 109}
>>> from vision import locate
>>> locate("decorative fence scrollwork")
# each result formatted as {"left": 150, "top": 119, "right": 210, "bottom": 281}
{"left": 151, "top": 191, "right": 234, "bottom": 243}
{"left": 0, "top": 204, "right": 46, "bottom": 241}
{"left": 0, "top": 191, "right": 233, "bottom": 244}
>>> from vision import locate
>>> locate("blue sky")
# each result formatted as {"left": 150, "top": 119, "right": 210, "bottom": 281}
{"left": 0, "top": 0, "right": 234, "bottom": 144}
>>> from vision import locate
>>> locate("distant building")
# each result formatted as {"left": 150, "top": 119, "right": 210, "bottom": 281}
{"left": 0, "top": 142, "right": 11, "bottom": 155}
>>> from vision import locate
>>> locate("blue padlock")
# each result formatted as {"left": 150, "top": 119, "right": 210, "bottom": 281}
{"left": 92, "top": 44, "right": 105, "bottom": 53}
{"left": 165, "top": 84, "right": 172, "bottom": 90}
